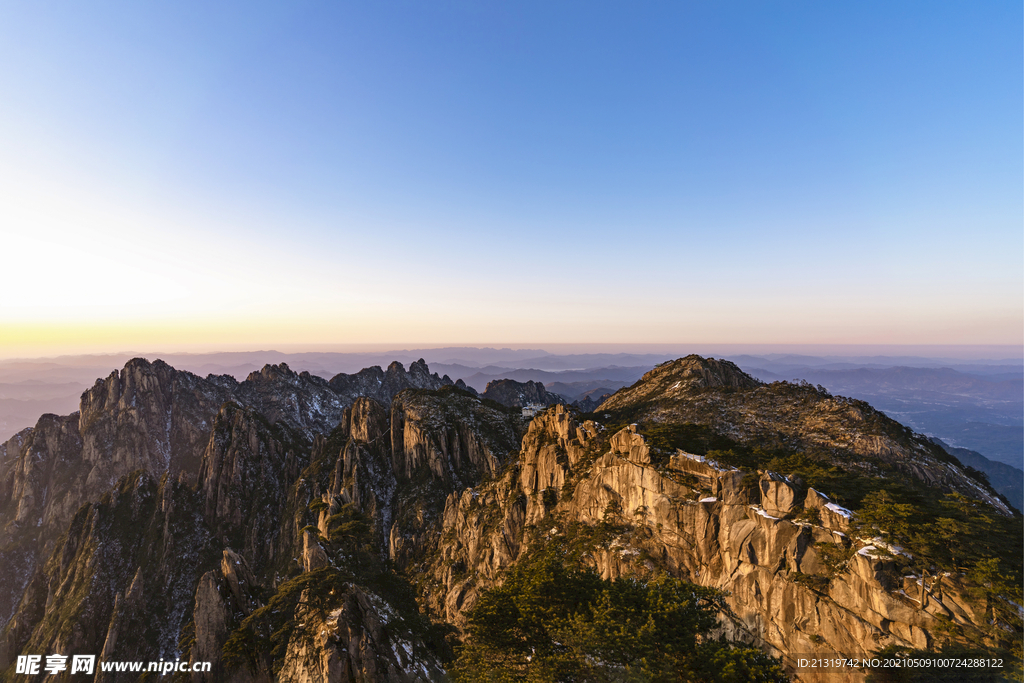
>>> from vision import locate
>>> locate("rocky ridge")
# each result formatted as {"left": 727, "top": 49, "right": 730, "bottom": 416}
{"left": 0, "top": 358, "right": 463, "bottom": 679}
{"left": 479, "top": 379, "right": 563, "bottom": 408}
{"left": 597, "top": 356, "right": 1012, "bottom": 514}
{"left": 0, "top": 356, "right": 1018, "bottom": 682}
{"left": 327, "top": 360, "right": 453, "bottom": 407}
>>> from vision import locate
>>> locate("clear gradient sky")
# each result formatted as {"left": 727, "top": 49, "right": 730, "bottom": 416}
{"left": 1, "top": 1, "right": 1021, "bottom": 358}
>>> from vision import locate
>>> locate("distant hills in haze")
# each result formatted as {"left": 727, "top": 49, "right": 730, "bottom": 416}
{"left": 738, "top": 358, "right": 1023, "bottom": 470}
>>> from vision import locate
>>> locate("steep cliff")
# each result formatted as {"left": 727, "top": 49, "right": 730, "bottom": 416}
{"left": 0, "top": 358, "right": 468, "bottom": 681}
{"left": 206, "top": 386, "right": 523, "bottom": 683}
{"left": 0, "top": 359, "right": 234, "bottom": 640}
{"left": 0, "top": 358, "right": 351, "bottom": 637}
{"left": 0, "top": 471, "right": 219, "bottom": 680}
{"left": 418, "top": 403, "right": 1020, "bottom": 681}
{"left": 0, "top": 356, "right": 1018, "bottom": 682}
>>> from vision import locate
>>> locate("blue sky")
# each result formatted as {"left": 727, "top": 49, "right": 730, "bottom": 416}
{"left": 1, "top": 1, "right": 1021, "bottom": 355}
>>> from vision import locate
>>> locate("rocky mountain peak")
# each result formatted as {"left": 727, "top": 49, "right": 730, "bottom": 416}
{"left": 330, "top": 359, "right": 452, "bottom": 406}
{"left": 595, "top": 355, "right": 1012, "bottom": 516}
{"left": 245, "top": 362, "right": 299, "bottom": 384}
{"left": 409, "top": 357, "right": 433, "bottom": 381}
{"left": 481, "top": 378, "right": 564, "bottom": 407}
{"left": 80, "top": 358, "right": 179, "bottom": 427}
{"left": 657, "top": 354, "right": 759, "bottom": 387}
{"left": 596, "top": 355, "right": 760, "bottom": 412}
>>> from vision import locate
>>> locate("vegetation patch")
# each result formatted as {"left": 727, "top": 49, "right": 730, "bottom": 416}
{"left": 452, "top": 533, "right": 788, "bottom": 682}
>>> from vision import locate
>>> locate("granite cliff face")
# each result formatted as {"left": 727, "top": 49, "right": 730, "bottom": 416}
{"left": 0, "top": 358, "right": 459, "bottom": 678}
{"left": 0, "top": 356, "right": 1018, "bottom": 682}
{"left": 427, "top": 405, "right": 1001, "bottom": 678}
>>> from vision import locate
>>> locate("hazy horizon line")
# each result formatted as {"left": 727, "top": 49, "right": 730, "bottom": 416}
{"left": 2, "top": 342, "right": 1021, "bottom": 364}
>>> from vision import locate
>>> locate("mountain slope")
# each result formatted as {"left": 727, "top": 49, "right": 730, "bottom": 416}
{"left": 596, "top": 356, "right": 1011, "bottom": 514}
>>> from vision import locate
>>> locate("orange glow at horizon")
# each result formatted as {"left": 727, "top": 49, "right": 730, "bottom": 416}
{"left": 3, "top": 309, "right": 1021, "bottom": 362}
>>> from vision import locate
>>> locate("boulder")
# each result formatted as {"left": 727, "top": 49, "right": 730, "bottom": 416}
{"left": 609, "top": 425, "right": 651, "bottom": 464}
{"left": 758, "top": 472, "right": 800, "bottom": 517}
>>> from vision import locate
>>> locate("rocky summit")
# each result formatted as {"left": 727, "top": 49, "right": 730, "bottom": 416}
{"left": 480, "top": 379, "right": 564, "bottom": 408}
{"left": 0, "top": 356, "right": 1019, "bottom": 682}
